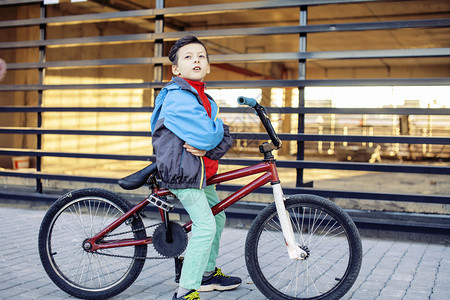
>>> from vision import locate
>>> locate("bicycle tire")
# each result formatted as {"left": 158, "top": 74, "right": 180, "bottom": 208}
{"left": 245, "top": 194, "right": 362, "bottom": 300}
{"left": 38, "top": 188, "right": 147, "bottom": 299}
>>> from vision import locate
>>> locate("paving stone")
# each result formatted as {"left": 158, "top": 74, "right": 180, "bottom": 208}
{"left": 430, "top": 290, "right": 450, "bottom": 300}
{"left": 0, "top": 206, "right": 449, "bottom": 300}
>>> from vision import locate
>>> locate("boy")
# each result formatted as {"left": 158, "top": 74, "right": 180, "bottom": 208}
{"left": 150, "top": 35, "right": 240, "bottom": 300}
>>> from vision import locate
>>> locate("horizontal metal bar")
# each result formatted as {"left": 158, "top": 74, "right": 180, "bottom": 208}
{"left": 222, "top": 158, "right": 450, "bottom": 175}
{"left": 286, "top": 187, "right": 450, "bottom": 204}
{"left": 0, "top": 82, "right": 165, "bottom": 91}
{"left": 0, "top": 106, "right": 154, "bottom": 113}
{"left": 180, "top": 19, "right": 450, "bottom": 41}
{"left": 0, "top": 127, "right": 151, "bottom": 137}
{"left": 2, "top": 78, "right": 450, "bottom": 92}
{"left": 1, "top": 19, "right": 449, "bottom": 49}
{"left": 0, "top": 32, "right": 154, "bottom": 49}
{"left": 345, "top": 209, "right": 450, "bottom": 231}
{"left": 275, "top": 160, "right": 450, "bottom": 174}
{"left": 0, "top": 170, "right": 118, "bottom": 185}
{"left": 7, "top": 57, "right": 167, "bottom": 70}
{"left": 205, "top": 78, "right": 450, "bottom": 88}
{"left": 0, "top": 189, "right": 448, "bottom": 234}
{"left": 2, "top": 106, "right": 449, "bottom": 116}
{"left": 269, "top": 133, "right": 450, "bottom": 144}
{"left": 0, "top": 148, "right": 155, "bottom": 162}
{"left": 226, "top": 106, "right": 450, "bottom": 115}
{"left": 210, "top": 48, "right": 450, "bottom": 63}
{"left": 0, "top": 0, "right": 41, "bottom": 6}
{"left": 156, "top": 0, "right": 384, "bottom": 18}
{"left": 0, "top": 127, "right": 448, "bottom": 144}
{"left": 1, "top": 148, "right": 448, "bottom": 175}
{"left": 216, "top": 184, "right": 450, "bottom": 204}
{"left": 0, "top": 9, "right": 157, "bottom": 28}
{"left": 7, "top": 48, "right": 450, "bottom": 70}
{"left": 1, "top": 170, "right": 448, "bottom": 204}
{"left": 148, "top": 16, "right": 447, "bottom": 40}
{"left": 0, "top": 1, "right": 391, "bottom": 26}
{"left": 272, "top": 107, "right": 450, "bottom": 115}
{"left": 0, "top": 190, "right": 60, "bottom": 203}
{"left": 234, "top": 132, "right": 450, "bottom": 144}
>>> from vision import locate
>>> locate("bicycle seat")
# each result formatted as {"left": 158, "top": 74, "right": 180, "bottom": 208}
{"left": 118, "top": 163, "right": 158, "bottom": 190}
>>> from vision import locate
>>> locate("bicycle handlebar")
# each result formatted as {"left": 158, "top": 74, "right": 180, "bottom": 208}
{"left": 237, "top": 96, "right": 257, "bottom": 108}
{"left": 237, "top": 96, "right": 282, "bottom": 149}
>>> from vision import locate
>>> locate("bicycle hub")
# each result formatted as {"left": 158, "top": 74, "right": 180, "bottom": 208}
{"left": 83, "top": 241, "right": 92, "bottom": 251}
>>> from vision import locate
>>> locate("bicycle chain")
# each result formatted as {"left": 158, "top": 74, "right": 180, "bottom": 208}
{"left": 94, "top": 250, "right": 168, "bottom": 260}
{"left": 92, "top": 221, "right": 171, "bottom": 260}
{"left": 103, "top": 221, "right": 159, "bottom": 238}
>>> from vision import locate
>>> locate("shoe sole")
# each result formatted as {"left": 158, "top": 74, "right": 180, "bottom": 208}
{"left": 197, "top": 283, "right": 241, "bottom": 292}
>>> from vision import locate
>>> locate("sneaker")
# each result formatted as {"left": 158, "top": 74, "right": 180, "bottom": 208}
{"left": 172, "top": 290, "right": 199, "bottom": 300}
{"left": 198, "top": 268, "right": 242, "bottom": 292}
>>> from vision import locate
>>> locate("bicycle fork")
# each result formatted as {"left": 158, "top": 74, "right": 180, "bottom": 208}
{"left": 272, "top": 183, "right": 308, "bottom": 260}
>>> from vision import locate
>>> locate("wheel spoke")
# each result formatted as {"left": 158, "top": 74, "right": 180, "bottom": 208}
{"left": 40, "top": 189, "right": 147, "bottom": 298}
{"left": 246, "top": 195, "right": 362, "bottom": 300}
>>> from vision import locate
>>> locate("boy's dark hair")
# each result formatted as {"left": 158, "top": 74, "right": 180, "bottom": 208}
{"left": 168, "top": 35, "right": 209, "bottom": 65}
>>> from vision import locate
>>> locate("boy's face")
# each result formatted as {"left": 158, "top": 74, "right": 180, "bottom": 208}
{"left": 172, "top": 43, "right": 210, "bottom": 81}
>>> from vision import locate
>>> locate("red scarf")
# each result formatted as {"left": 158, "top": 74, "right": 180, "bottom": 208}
{"left": 184, "top": 78, "right": 218, "bottom": 180}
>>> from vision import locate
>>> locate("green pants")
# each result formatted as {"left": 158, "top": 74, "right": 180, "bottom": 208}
{"left": 170, "top": 185, "right": 226, "bottom": 290}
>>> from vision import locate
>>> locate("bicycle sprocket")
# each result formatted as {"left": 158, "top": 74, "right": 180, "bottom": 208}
{"left": 152, "top": 221, "right": 188, "bottom": 258}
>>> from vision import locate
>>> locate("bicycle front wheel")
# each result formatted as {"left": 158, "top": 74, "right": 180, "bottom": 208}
{"left": 245, "top": 194, "right": 362, "bottom": 300}
{"left": 38, "top": 188, "right": 147, "bottom": 299}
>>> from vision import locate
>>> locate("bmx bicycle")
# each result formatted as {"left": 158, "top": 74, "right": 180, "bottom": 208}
{"left": 38, "top": 97, "right": 362, "bottom": 300}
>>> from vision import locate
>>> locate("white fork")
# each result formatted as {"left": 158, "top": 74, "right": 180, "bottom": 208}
{"left": 272, "top": 183, "right": 308, "bottom": 260}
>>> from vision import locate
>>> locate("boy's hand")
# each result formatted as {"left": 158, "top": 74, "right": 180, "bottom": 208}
{"left": 184, "top": 143, "right": 206, "bottom": 157}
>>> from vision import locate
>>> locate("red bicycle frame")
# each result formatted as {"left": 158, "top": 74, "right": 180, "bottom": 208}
{"left": 84, "top": 160, "right": 280, "bottom": 252}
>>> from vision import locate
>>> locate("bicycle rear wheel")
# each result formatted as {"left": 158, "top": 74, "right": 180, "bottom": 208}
{"left": 38, "top": 188, "right": 147, "bottom": 299}
{"left": 245, "top": 194, "right": 362, "bottom": 300}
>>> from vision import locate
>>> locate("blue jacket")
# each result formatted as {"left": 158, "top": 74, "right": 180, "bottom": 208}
{"left": 150, "top": 77, "right": 233, "bottom": 189}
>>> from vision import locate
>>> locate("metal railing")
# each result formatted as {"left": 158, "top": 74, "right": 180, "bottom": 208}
{"left": 1, "top": 0, "right": 449, "bottom": 233}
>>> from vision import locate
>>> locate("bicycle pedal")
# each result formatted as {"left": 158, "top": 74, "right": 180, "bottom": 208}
{"left": 148, "top": 195, "right": 174, "bottom": 212}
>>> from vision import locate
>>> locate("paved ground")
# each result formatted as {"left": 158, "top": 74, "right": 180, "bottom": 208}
{"left": 0, "top": 206, "right": 449, "bottom": 300}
